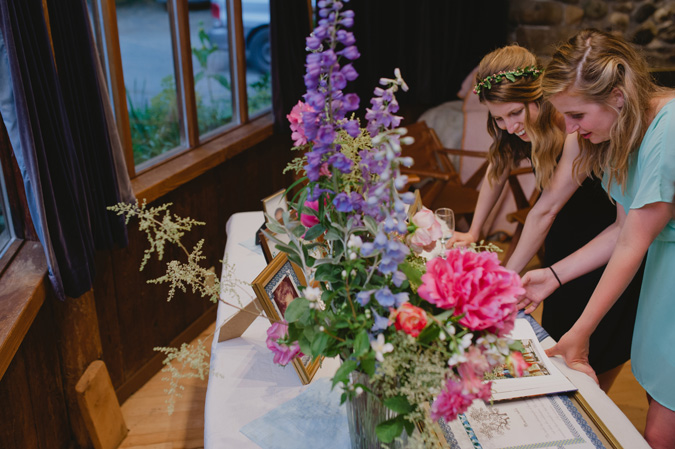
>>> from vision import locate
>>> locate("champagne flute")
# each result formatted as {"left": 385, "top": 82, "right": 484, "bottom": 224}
{"left": 434, "top": 208, "right": 455, "bottom": 258}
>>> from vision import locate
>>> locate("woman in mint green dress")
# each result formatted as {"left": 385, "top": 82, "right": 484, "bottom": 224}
{"left": 517, "top": 29, "right": 675, "bottom": 449}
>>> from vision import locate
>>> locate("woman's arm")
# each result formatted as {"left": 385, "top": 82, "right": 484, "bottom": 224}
{"left": 518, "top": 204, "right": 624, "bottom": 313}
{"left": 505, "top": 134, "right": 584, "bottom": 273}
{"left": 447, "top": 163, "right": 509, "bottom": 246}
{"left": 545, "top": 201, "right": 672, "bottom": 380}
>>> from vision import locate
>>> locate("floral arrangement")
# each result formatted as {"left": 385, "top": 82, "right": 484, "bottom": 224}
{"left": 263, "top": 0, "right": 528, "bottom": 445}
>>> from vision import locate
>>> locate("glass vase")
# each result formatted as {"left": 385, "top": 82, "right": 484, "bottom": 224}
{"left": 346, "top": 371, "right": 408, "bottom": 449}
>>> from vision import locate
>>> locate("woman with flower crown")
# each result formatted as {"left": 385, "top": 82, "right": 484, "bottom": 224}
{"left": 517, "top": 30, "right": 675, "bottom": 448}
{"left": 446, "top": 44, "right": 642, "bottom": 393}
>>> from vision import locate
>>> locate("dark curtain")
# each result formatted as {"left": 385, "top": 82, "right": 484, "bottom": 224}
{"left": 0, "top": 0, "right": 129, "bottom": 300}
{"left": 349, "top": 0, "right": 509, "bottom": 111}
{"left": 270, "top": 0, "right": 312, "bottom": 133}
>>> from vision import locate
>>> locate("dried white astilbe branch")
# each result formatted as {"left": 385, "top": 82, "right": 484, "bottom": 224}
{"left": 154, "top": 340, "right": 210, "bottom": 415}
{"left": 108, "top": 200, "right": 204, "bottom": 270}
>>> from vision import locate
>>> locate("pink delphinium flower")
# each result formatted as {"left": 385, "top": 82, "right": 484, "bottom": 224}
{"left": 407, "top": 207, "right": 442, "bottom": 253}
{"left": 418, "top": 249, "right": 524, "bottom": 336}
{"left": 266, "top": 321, "right": 302, "bottom": 366}
{"left": 287, "top": 101, "right": 315, "bottom": 147}
{"left": 300, "top": 200, "right": 320, "bottom": 228}
{"left": 430, "top": 377, "right": 474, "bottom": 422}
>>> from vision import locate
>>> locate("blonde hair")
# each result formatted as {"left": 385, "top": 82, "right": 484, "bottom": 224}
{"left": 542, "top": 29, "right": 656, "bottom": 191}
{"left": 475, "top": 45, "right": 564, "bottom": 189}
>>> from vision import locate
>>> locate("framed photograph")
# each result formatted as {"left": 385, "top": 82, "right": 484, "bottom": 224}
{"left": 251, "top": 252, "right": 322, "bottom": 384}
{"left": 262, "top": 189, "right": 289, "bottom": 224}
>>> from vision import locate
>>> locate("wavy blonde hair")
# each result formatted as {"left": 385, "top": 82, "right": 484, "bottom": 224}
{"left": 475, "top": 45, "right": 564, "bottom": 189}
{"left": 541, "top": 29, "right": 657, "bottom": 191}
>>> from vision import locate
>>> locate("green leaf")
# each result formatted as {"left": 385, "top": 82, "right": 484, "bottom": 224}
{"left": 384, "top": 395, "right": 413, "bottom": 414}
{"left": 417, "top": 325, "right": 440, "bottom": 345}
{"left": 311, "top": 331, "right": 330, "bottom": 356}
{"left": 363, "top": 216, "right": 379, "bottom": 235}
{"left": 399, "top": 262, "right": 422, "bottom": 287}
{"left": 325, "top": 228, "right": 342, "bottom": 241}
{"left": 265, "top": 220, "right": 285, "bottom": 234}
{"left": 403, "top": 419, "right": 415, "bottom": 436}
{"left": 332, "top": 360, "right": 358, "bottom": 388}
{"left": 375, "top": 417, "right": 404, "bottom": 444}
{"left": 505, "top": 73, "right": 516, "bottom": 82}
{"left": 353, "top": 329, "right": 370, "bottom": 357}
{"left": 434, "top": 309, "right": 453, "bottom": 322}
{"left": 285, "top": 298, "right": 310, "bottom": 323}
{"left": 359, "top": 356, "right": 376, "bottom": 376}
{"left": 304, "top": 224, "right": 326, "bottom": 241}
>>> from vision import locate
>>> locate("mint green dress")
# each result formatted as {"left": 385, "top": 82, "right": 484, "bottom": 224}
{"left": 605, "top": 99, "right": 675, "bottom": 410}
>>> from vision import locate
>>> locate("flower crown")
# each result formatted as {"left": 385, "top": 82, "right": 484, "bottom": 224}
{"left": 473, "top": 66, "right": 543, "bottom": 95}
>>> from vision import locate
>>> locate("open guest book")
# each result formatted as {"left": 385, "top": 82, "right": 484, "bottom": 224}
{"left": 426, "top": 319, "right": 618, "bottom": 449}
{"left": 489, "top": 318, "right": 577, "bottom": 401}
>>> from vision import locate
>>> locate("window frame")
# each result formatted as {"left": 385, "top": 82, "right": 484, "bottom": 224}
{"left": 90, "top": 0, "right": 272, "bottom": 201}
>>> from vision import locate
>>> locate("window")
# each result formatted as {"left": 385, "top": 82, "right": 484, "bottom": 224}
{"left": 88, "top": 0, "right": 272, "bottom": 175}
{"left": 0, "top": 158, "right": 15, "bottom": 259}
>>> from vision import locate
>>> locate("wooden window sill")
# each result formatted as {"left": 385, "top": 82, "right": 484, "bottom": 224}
{"left": 132, "top": 113, "right": 275, "bottom": 203}
{"left": 0, "top": 240, "right": 48, "bottom": 381}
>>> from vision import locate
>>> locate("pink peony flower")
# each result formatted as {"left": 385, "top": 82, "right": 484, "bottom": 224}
{"left": 407, "top": 207, "right": 442, "bottom": 253}
{"left": 266, "top": 321, "right": 302, "bottom": 366}
{"left": 393, "top": 303, "right": 428, "bottom": 337}
{"left": 418, "top": 249, "right": 524, "bottom": 336}
{"left": 287, "top": 101, "right": 315, "bottom": 147}
{"left": 300, "top": 200, "right": 320, "bottom": 228}
{"left": 506, "top": 351, "right": 531, "bottom": 377}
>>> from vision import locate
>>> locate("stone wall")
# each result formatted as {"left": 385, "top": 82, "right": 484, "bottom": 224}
{"left": 509, "top": 0, "right": 675, "bottom": 67}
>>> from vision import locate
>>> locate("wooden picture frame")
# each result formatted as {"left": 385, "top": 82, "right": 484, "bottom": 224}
{"left": 251, "top": 252, "right": 321, "bottom": 384}
{"left": 262, "top": 189, "right": 288, "bottom": 224}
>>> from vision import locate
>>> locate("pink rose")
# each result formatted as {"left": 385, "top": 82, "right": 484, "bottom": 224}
{"left": 506, "top": 351, "right": 531, "bottom": 377}
{"left": 393, "top": 303, "right": 428, "bottom": 337}
{"left": 300, "top": 200, "right": 320, "bottom": 228}
{"left": 266, "top": 321, "right": 302, "bottom": 366}
{"left": 418, "top": 249, "right": 524, "bottom": 336}
{"left": 407, "top": 207, "right": 442, "bottom": 253}
{"left": 287, "top": 101, "right": 315, "bottom": 147}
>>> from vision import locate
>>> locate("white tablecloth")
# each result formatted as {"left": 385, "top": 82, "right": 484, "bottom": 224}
{"left": 204, "top": 211, "right": 649, "bottom": 449}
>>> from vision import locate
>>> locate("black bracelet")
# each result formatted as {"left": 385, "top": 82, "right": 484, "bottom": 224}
{"left": 548, "top": 266, "right": 563, "bottom": 288}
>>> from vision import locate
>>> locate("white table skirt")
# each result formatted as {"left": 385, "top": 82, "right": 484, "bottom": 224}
{"left": 204, "top": 211, "right": 649, "bottom": 449}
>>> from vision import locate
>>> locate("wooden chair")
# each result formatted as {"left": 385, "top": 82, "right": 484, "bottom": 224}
{"left": 400, "top": 121, "right": 489, "bottom": 226}
{"left": 502, "top": 167, "right": 543, "bottom": 265}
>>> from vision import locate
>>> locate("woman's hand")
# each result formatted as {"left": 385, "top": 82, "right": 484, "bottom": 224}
{"left": 446, "top": 231, "right": 476, "bottom": 248}
{"left": 517, "top": 268, "right": 559, "bottom": 314}
{"left": 545, "top": 330, "right": 598, "bottom": 384}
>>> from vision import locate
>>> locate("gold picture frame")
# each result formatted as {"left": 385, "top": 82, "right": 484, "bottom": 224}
{"left": 251, "top": 252, "right": 322, "bottom": 384}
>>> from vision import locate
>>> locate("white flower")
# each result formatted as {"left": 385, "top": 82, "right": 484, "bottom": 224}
{"left": 309, "top": 299, "right": 326, "bottom": 311}
{"left": 447, "top": 352, "right": 467, "bottom": 367}
{"left": 348, "top": 234, "right": 363, "bottom": 249}
{"left": 355, "top": 386, "right": 364, "bottom": 396}
{"left": 459, "top": 333, "right": 473, "bottom": 350}
{"left": 370, "top": 334, "right": 393, "bottom": 362}
{"left": 303, "top": 285, "right": 321, "bottom": 302}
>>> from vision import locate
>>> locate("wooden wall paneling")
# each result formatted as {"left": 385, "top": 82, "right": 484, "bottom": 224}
{"left": 93, "top": 250, "right": 125, "bottom": 389}
{"left": 0, "top": 348, "right": 40, "bottom": 448}
{"left": 22, "top": 296, "right": 72, "bottom": 448}
{"left": 52, "top": 290, "right": 104, "bottom": 448}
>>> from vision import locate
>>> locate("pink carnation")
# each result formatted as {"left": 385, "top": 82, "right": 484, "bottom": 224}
{"left": 407, "top": 207, "right": 442, "bottom": 253}
{"left": 300, "top": 200, "right": 320, "bottom": 228}
{"left": 418, "top": 249, "right": 524, "bottom": 336}
{"left": 287, "top": 101, "right": 315, "bottom": 147}
{"left": 266, "top": 321, "right": 302, "bottom": 366}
